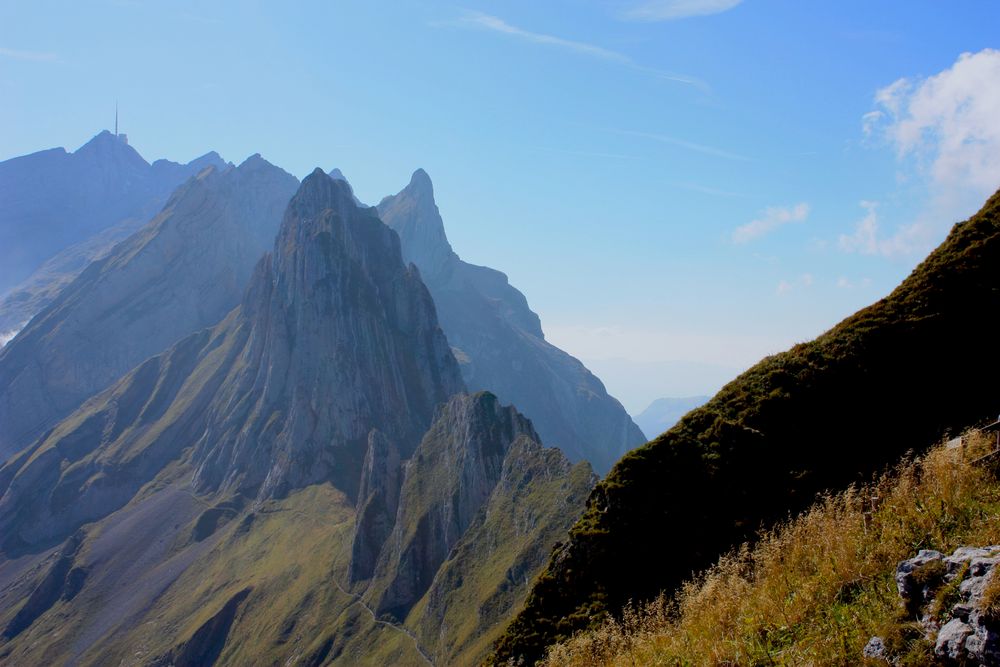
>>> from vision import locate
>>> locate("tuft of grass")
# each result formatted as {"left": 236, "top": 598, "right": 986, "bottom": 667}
{"left": 541, "top": 432, "right": 1000, "bottom": 667}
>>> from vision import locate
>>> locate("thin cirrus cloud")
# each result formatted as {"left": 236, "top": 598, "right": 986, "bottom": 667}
{"left": 448, "top": 10, "right": 707, "bottom": 90}
{"left": 732, "top": 202, "right": 810, "bottom": 244}
{"left": 623, "top": 0, "right": 744, "bottom": 21}
{"left": 0, "top": 47, "right": 57, "bottom": 62}
{"left": 613, "top": 128, "right": 750, "bottom": 161}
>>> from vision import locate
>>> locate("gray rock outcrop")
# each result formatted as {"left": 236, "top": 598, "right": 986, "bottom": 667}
{"left": 892, "top": 545, "right": 1000, "bottom": 665}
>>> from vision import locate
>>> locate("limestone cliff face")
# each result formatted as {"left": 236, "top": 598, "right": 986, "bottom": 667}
{"left": 366, "top": 392, "right": 538, "bottom": 621}
{"left": 0, "top": 155, "right": 298, "bottom": 461}
{"left": 377, "top": 171, "right": 646, "bottom": 474}
{"left": 191, "top": 170, "right": 465, "bottom": 498}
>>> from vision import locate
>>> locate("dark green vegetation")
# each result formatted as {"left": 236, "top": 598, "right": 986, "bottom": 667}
{"left": 492, "top": 189, "right": 1000, "bottom": 665}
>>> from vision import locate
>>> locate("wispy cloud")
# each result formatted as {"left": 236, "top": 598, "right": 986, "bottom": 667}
{"left": 838, "top": 200, "right": 935, "bottom": 258}
{"left": 614, "top": 128, "right": 749, "bottom": 161}
{"left": 0, "top": 47, "right": 57, "bottom": 63}
{"left": 455, "top": 11, "right": 628, "bottom": 62}
{"left": 445, "top": 10, "right": 708, "bottom": 91}
{"left": 733, "top": 203, "right": 809, "bottom": 244}
{"left": 623, "top": 0, "right": 743, "bottom": 21}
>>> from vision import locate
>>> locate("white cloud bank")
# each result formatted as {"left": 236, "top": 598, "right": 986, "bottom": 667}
{"left": 624, "top": 0, "right": 744, "bottom": 21}
{"left": 858, "top": 49, "right": 1000, "bottom": 257}
{"left": 732, "top": 202, "right": 809, "bottom": 244}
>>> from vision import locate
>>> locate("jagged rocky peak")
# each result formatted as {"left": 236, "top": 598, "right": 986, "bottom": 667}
{"left": 327, "top": 166, "right": 364, "bottom": 205}
{"left": 367, "top": 391, "right": 538, "bottom": 620}
{"left": 377, "top": 168, "right": 455, "bottom": 273}
{"left": 376, "top": 169, "right": 644, "bottom": 473}
{"left": 191, "top": 168, "right": 465, "bottom": 499}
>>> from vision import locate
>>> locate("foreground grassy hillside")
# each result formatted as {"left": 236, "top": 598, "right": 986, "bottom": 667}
{"left": 541, "top": 432, "right": 1000, "bottom": 665}
{"left": 493, "top": 188, "right": 1000, "bottom": 664}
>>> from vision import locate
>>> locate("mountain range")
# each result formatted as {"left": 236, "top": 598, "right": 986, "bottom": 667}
{"left": 0, "top": 164, "right": 595, "bottom": 666}
{"left": 5, "top": 129, "right": 992, "bottom": 667}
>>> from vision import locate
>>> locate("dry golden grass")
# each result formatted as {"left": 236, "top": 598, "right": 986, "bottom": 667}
{"left": 541, "top": 432, "right": 1000, "bottom": 667}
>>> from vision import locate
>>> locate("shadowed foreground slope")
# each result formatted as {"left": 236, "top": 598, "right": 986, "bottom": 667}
{"left": 492, "top": 189, "right": 1000, "bottom": 664}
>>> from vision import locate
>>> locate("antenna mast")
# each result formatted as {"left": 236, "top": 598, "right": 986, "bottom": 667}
{"left": 115, "top": 102, "right": 118, "bottom": 136}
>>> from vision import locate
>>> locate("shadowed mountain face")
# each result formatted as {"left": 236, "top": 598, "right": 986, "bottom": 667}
{"left": 0, "top": 131, "right": 228, "bottom": 319}
{"left": 0, "top": 155, "right": 298, "bottom": 461}
{"left": 0, "top": 171, "right": 589, "bottom": 667}
{"left": 377, "top": 170, "right": 645, "bottom": 474}
{"left": 491, "top": 189, "right": 1000, "bottom": 665}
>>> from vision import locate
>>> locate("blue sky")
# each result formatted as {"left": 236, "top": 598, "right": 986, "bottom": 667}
{"left": 2, "top": 0, "right": 999, "bottom": 412}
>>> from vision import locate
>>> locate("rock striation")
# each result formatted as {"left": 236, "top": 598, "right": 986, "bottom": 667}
{"left": 0, "top": 155, "right": 298, "bottom": 461}
{"left": 377, "top": 170, "right": 645, "bottom": 474}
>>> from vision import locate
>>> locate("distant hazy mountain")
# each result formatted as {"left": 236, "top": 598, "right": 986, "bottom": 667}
{"left": 0, "top": 171, "right": 590, "bottom": 666}
{"left": 0, "top": 155, "right": 298, "bottom": 461}
{"left": 634, "top": 396, "right": 710, "bottom": 440}
{"left": 0, "top": 130, "right": 228, "bottom": 333}
{"left": 377, "top": 169, "right": 645, "bottom": 474}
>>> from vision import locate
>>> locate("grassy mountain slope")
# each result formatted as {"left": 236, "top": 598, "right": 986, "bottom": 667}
{"left": 492, "top": 189, "right": 1000, "bottom": 664}
{"left": 542, "top": 432, "right": 1000, "bottom": 666}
